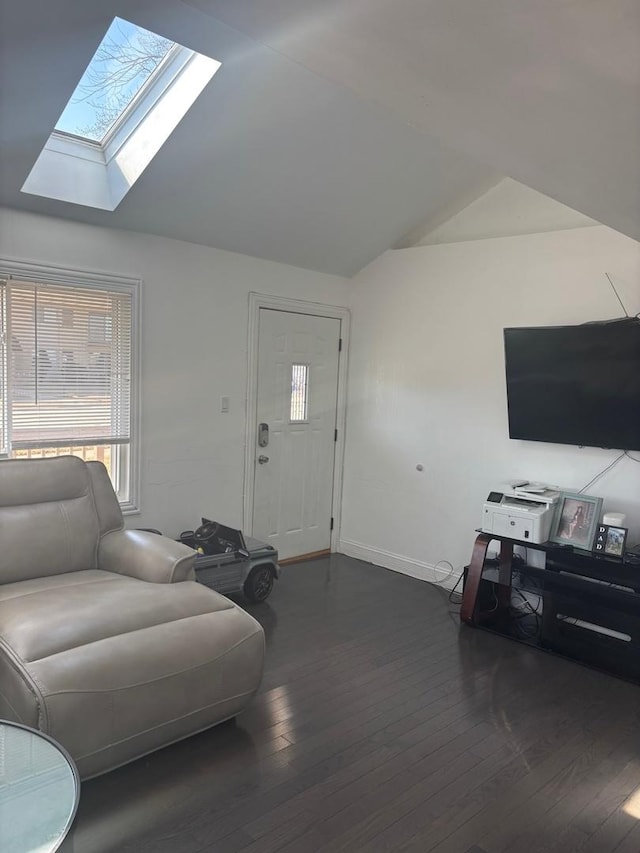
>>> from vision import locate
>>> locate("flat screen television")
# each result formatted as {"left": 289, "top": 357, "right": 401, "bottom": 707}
{"left": 504, "top": 318, "right": 640, "bottom": 451}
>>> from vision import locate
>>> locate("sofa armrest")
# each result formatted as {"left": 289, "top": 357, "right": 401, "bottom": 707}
{"left": 98, "top": 530, "right": 196, "bottom": 583}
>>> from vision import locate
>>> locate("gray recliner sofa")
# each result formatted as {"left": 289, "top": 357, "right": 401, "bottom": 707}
{"left": 0, "top": 456, "right": 264, "bottom": 778}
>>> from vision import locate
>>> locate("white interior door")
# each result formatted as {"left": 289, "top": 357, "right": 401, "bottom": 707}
{"left": 252, "top": 309, "right": 341, "bottom": 560}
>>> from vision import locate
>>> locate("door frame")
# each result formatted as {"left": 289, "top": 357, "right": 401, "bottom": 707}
{"left": 244, "top": 292, "right": 350, "bottom": 554}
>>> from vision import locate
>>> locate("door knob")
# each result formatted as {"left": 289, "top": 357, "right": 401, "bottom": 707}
{"left": 258, "top": 455, "right": 269, "bottom": 464}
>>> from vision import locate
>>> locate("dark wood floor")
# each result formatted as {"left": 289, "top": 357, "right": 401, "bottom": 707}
{"left": 61, "top": 554, "right": 640, "bottom": 853}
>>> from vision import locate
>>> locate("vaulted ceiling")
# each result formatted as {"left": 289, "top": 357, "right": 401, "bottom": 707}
{"left": 1, "top": 1, "right": 638, "bottom": 276}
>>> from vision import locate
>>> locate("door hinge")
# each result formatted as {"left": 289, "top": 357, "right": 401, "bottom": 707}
{"left": 338, "top": 338, "right": 342, "bottom": 352}
{"left": 330, "top": 517, "right": 334, "bottom": 531}
{"left": 334, "top": 428, "right": 338, "bottom": 442}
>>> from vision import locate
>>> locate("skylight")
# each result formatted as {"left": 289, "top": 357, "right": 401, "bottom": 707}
{"left": 55, "top": 18, "right": 176, "bottom": 144}
{"left": 21, "top": 18, "right": 221, "bottom": 211}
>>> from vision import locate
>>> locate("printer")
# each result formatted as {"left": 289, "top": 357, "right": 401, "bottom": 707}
{"left": 481, "top": 482, "right": 560, "bottom": 544}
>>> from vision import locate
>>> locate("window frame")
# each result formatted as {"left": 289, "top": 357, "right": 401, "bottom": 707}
{"left": 0, "top": 282, "right": 6, "bottom": 457}
{"left": 0, "top": 258, "right": 141, "bottom": 514}
{"left": 22, "top": 23, "right": 221, "bottom": 213}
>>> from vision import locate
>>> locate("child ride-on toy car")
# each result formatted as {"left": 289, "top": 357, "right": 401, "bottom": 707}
{"left": 179, "top": 519, "right": 280, "bottom": 603}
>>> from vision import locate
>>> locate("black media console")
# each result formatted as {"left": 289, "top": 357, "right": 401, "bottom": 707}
{"left": 461, "top": 531, "right": 640, "bottom": 683}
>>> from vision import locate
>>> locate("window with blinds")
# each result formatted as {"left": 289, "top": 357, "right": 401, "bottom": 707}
{"left": 0, "top": 277, "right": 135, "bottom": 505}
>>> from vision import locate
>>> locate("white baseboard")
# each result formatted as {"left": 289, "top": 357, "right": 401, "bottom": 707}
{"left": 338, "top": 538, "right": 462, "bottom": 591}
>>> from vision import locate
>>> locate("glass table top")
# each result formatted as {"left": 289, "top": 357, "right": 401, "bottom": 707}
{"left": 0, "top": 721, "right": 80, "bottom": 853}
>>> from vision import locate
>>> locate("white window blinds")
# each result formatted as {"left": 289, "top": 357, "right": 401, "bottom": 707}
{"left": 0, "top": 281, "right": 6, "bottom": 455}
{"left": 7, "top": 280, "right": 132, "bottom": 449}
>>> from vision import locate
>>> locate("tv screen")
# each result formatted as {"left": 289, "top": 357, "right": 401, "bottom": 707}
{"left": 504, "top": 318, "right": 640, "bottom": 451}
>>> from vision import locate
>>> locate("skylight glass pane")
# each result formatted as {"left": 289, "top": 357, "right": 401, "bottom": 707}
{"left": 54, "top": 17, "right": 176, "bottom": 143}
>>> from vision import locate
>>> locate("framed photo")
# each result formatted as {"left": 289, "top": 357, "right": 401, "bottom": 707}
{"left": 593, "top": 524, "right": 628, "bottom": 558}
{"left": 549, "top": 492, "right": 603, "bottom": 550}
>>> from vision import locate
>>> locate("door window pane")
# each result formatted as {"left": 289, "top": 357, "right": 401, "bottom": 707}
{"left": 290, "top": 364, "right": 309, "bottom": 422}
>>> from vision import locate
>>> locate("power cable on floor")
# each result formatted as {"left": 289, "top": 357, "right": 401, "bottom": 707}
{"left": 431, "top": 559, "right": 455, "bottom": 586}
{"left": 448, "top": 572, "right": 464, "bottom": 604}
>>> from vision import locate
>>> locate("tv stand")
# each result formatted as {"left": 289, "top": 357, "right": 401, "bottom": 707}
{"left": 461, "top": 531, "right": 640, "bottom": 682}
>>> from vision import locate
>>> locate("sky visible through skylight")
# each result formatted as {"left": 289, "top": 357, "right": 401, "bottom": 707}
{"left": 55, "top": 18, "right": 175, "bottom": 143}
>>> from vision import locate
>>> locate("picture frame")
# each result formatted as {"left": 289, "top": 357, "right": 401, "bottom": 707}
{"left": 593, "top": 524, "right": 628, "bottom": 558}
{"left": 549, "top": 492, "right": 603, "bottom": 550}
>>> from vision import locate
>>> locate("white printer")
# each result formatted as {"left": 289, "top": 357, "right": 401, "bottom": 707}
{"left": 481, "top": 482, "right": 560, "bottom": 544}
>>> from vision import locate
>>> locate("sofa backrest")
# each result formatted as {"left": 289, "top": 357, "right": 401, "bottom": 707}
{"left": 0, "top": 456, "right": 123, "bottom": 585}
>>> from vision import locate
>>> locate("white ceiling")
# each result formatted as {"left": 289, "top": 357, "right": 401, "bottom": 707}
{"left": 195, "top": 0, "right": 640, "bottom": 245}
{"left": 1, "top": 1, "right": 638, "bottom": 276}
{"left": 0, "top": 0, "right": 493, "bottom": 276}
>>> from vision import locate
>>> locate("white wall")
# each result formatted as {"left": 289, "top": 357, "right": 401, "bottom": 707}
{"left": 0, "top": 207, "right": 348, "bottom": 535}
{"left": 419, "top": 178, "right": 598, "bottom": 246}
{"left": 340, "top": 223, "right": 640, "bottom": 585}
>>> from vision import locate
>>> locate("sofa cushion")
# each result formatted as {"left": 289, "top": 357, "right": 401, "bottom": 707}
{"left": 0, "top": 457, "right": 100, "bottom": 583}
{"left": 0, "top": 570, "right": 234, "bottom": 662}
{"left": 0, "top": 455, "right": 91, "bottom": 507}
{"left": 0, "top": 571, "right": 264, "bottom": 778}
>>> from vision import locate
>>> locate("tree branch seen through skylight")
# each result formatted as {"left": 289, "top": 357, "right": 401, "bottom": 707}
{"left": 55, "top": 18, "right": 175, "bottom": 142}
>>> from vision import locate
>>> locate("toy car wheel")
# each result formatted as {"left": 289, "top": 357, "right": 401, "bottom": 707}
{"left": 244, "top": 565, "right": 274, "bottom": 602}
